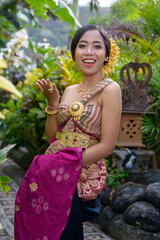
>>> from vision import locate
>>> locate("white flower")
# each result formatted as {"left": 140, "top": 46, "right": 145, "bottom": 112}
{"left": 0, "top": 52, "right": 4, "bottom": 59}
{"left": 13, "top": 59, "right": 20, "bottom": 68}
{"left": 17, "top": 49, "right": 24, "bottom": 58}
{"left": 15, "top": 29, "right": 29, "bottom": 48}
{"left": 38, "top": 42, "right": 50, "bottom": 49}
{"left": 6, "top": 38, "right": 17, "bottom": 48}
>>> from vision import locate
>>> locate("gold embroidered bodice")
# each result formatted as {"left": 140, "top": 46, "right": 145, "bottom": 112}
{"left": 45, "top": 78, "right": 113, "bottom": 155}
{"left": 57, "top": 102, "right": 102, "bottom": 139}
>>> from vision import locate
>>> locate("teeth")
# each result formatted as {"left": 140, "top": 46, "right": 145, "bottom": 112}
{"left": 84, "top": 60, "right": 95, "bottom": 63}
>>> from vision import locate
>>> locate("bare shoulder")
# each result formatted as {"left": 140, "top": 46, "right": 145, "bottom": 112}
{"left": 106, "top": 80, "right": 120, "bottom": 91}
{"left": 103, "top": 80, "right": 121, "bottom": 96}
{"left": 102, "top": 80, "right": 122, "bottom": 108}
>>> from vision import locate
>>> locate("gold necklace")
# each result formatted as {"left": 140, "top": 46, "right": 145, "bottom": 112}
{"left": 77, "top": 75, "right": 104, "bottom": 97}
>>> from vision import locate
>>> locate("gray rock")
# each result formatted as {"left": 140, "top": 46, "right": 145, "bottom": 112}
{"left": 123, "top": 201, "right": 160, "bottom": 233}
{"left": 8, "top": 146, "right": 31, "bottom": 169}
{"left": 109, "top": 215, "right": 160, "bottom": 240}
{"left": 128, "top": 169, "right": 160, "bottom": 185}
{"left": 110, "top": 182, "right": 146, "bottom": 213}
{"left": 146, "top": 182, "right": 160, "bottom": 210}
{"left": 99, "top": 206, "right": 116, "bottom": 232}
{"left": 100, "top": 187, "right": 112, "bottom": 206}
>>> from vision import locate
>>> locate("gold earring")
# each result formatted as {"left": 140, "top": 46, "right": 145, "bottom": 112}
{"left": 105, "top": 56, "right": 109, "bottom": 62}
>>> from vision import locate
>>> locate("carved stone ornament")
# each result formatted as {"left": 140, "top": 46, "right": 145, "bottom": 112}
{"left": 120, "top": 60, "right": 153, "bottom": 112}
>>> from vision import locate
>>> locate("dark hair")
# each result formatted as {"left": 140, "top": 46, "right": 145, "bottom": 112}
{"left": 71, "top": 24, "right": 110, "bottom": 65}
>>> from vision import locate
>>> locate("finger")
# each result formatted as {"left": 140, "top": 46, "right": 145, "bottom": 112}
{"left": 41, "top": 79, "right": 52, "bottom": 94}
{"left": 37, "top": 79, "right": 46, "bottom": 88}
{"left": 47, "top": 79, "right": 56, "bottom": 93}
{"left": 36, "top": 82, "right": 44, "bottom": 93}
{"left": 36, "top": 79, "right": 45, "bottom": 89}
{"left": 37, "top": 79, "right": 50, "bottom": 95}
{"left": 46, "top": 78, "right": 52, "bottom": 87}
{"left": 41, "top": 78, "right": 48, "bottom": 88}
{"left": 52, "top": 83, "right": 56, "bottom": 89}
{"left": 46, "top": 79, "right": 57, "bottom": 93}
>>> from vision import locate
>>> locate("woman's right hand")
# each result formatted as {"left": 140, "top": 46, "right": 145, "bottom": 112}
{"left": 36, "top": 78, "right": 60, "bottom": 107}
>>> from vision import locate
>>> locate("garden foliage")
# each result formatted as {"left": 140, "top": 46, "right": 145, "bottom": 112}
{"left": 0, "top": 38, "right": 81, "bottom": 159}
{"left": 0, "top": 144, "right": 16, "bottom": 194}
{"left": 89, "top": 0, "right": 160, "bottom": 152}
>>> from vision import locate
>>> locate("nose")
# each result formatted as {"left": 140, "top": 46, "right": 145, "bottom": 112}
{"left": 85, "top": 46, "right": 93, "bottom": 55}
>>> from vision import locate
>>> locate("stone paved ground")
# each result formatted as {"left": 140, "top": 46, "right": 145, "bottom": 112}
{"left": 0, "top": 158, "right": 114, "bottom": 240}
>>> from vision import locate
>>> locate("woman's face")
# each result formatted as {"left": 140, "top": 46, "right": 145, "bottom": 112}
{"left": 75, "top": 30, "right": 106, "bottom": 76}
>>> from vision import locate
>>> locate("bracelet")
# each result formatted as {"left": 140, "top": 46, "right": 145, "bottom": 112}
{"left": 44, "top": 106, "right": 59, "bottom": 115}
{"left": 47, "top": 105, "right": 59, "bottom": 110}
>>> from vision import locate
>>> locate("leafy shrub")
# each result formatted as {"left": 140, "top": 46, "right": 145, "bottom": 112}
{"left": 105, "top": 158, "right": 129, "bottom": 189}
{"left": 0, "top": 45, "right": 82, "bottom": 163}
{"left": 0, "top": 43, "right": 61, "bottom": 159}
{"left": 140, "top": 67, "right": 160, "bottom": 152}
{"left": 0, "top": 144, "right": 15, "bottom": 194}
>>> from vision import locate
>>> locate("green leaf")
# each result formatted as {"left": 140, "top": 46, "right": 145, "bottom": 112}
{"left": 26, "top": 0, "right": 48, "bottom": 20}
{"left": 0, "top": 39, "right": 5, "bottom": 47}
{"left": 0, "top": 76, "right": 22, "bottom": 98}
{"left": 45, "top": 0, "right": 58, "bottom": 10}
{"left": 70, "top": 28, "right": 80, "bottom": 38}
{"left": 107, "top": 176, "right": 116, "bottom": 186}
{"left": 54, "top": 0, "right": 81, "bottom": 28}
{"left": 26, "top": 0, "right": 81, "bottom": 28}
{"left": 0, "top": 183, "right": 11, "bottom": 194}
{"left": 0, "top": 176, "right": 10, "bottom": 184}
{"left": 0, "top": 9, "right": 20, "bottom": 29}
{"left": 0, "top": 112, "right": 5, "bottom": 119}
{"left": 0, "top": 144, "right": 16, "bottom": 164}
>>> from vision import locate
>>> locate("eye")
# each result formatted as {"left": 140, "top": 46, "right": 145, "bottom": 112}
{"left": 94, "top": 45, "right": 102, "bottom": 49}
{"left": 78, "top": 44, "right": 86, "bottom": 48}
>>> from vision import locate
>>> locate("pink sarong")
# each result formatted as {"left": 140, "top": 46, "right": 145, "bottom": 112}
{"left": 14, "top": 147, "right": 83, "bottom": 240}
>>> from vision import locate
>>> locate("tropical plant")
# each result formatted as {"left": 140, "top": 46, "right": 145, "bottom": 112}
{"left": 99, "top": 1, "right": 160, "bottom": 155}
{"left": 0, "top": 144, "right": 15, "bottom": 194}
{"left": 0, "top": 59, "right": 22, "bottom": 118}
{"left": 109, "top": 0, "right": 160, "bottom": 60}
{"left": 105, "top": 159, "right": 129, "bottom": 189}
{"left": 0, "top": 42, "right": 66, "bottom": 161}
{"left": 0, "top": 0, "right": 40, "bottom": 47}
{"left": 0, "top": 0, "right": 82, "bottom": 165}
{"left": 0, "top": 28, "right": 31, "bottom": 118}
{"left": 26, "top": 0, "right": 81, "bottom": 29}
{"left": 0, "top": 41, "right": 87, "bottom": 162}
{"left": 141, "top": 113, "right": 160, "bottom": 152}
{"left": 140, "top": 67, "right": 160, "bottom": 152}
{"left": 58, "top": 51, "right": 83, "bottom": 87}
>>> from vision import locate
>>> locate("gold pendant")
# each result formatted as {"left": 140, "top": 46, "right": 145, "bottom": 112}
{"left": 69, "top": 102, "right": 84, "bottom": 121}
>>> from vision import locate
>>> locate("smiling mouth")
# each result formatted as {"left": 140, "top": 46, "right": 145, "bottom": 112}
{"left": 83, "top": 59, "right": 96, "bottom": 65}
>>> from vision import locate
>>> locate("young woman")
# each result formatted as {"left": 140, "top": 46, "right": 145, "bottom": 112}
{"left": 14, "top": 25, "right": 122, "bottom": 240}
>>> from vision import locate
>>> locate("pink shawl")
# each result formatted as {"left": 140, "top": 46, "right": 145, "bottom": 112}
{"left": 14, "top": 147, "right": 83, "bottom": 240}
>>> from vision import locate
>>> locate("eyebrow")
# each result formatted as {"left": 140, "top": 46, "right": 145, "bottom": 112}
{"left": 79, "top": 40, "right": 103, "bottom": 44}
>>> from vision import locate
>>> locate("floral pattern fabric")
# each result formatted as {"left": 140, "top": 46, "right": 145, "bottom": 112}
{"left": 14, "top": 148, "right": 83, "bottom": 240}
